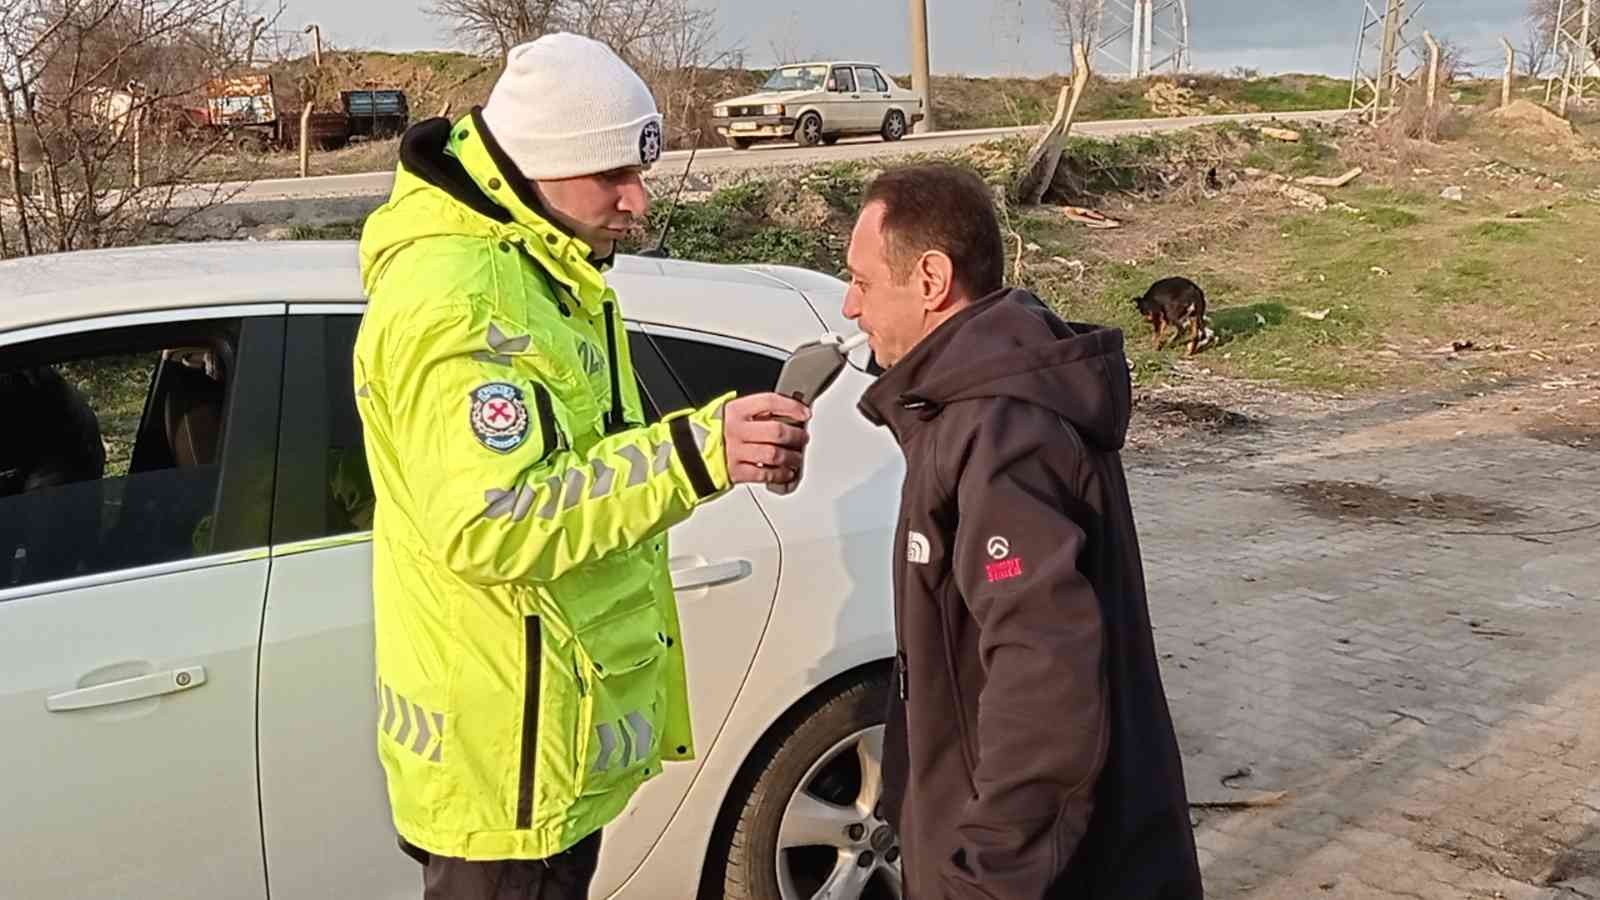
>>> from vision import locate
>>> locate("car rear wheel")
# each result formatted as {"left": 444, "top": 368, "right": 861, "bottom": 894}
{"left": 794, "top": 113, "right": 824, "bottom": 148}
{"left": 711, "top": 671, "right": 901, "bottom": 900}
{"left": 880, "top": 111, "right": 907, "bottom": 143}
{"left": 727, "top": 136, "right": 753, "bottom": 150}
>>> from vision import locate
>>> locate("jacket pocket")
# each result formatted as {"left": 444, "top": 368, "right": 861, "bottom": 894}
{"left": 573, "top": 605, "right": 668, "bottom": 798}
{"left": 516, "top": 615, "right": 541, "bottom": 829}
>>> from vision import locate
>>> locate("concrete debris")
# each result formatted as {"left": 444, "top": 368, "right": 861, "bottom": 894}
{"left": 1297, "top": 167, "right": 1364, "bottom": 189}
{"left": 1279, "top": 184, "right": 1328, "bottom": 211}
{"left": 1261, "top": 126, "right": 1302, "bottom": 143}
{"left": 1060, "top": 205, "right": 1122, "bottom": 229}
{"left": 1441, "top": 185, "right": 1465, "bottom": 202}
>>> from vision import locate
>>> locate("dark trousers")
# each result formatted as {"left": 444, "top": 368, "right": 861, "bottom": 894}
{"left": 401, "top": 832, "right": 602, "bottom": 900}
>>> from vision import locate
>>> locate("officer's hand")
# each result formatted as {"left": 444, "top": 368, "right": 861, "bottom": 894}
{"left": 722, "top": 393, "right": 811, "bottom": 486}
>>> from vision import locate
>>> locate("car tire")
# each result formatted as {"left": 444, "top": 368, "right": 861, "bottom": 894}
{"left": 727, "top": 136, "right": 753, "bottom": 150}
{"left": 709, "top": 670, "right": 901, "bottom": 900}
{"left": 794, "top": 113, "right": 824, "bottom": 148}
{"left": 881, "top": 111, "right": 907, "bottom": 143}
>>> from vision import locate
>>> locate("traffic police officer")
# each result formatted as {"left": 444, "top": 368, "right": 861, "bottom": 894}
{"left": 354, "top": 33, "right": 811, "bottom": 900}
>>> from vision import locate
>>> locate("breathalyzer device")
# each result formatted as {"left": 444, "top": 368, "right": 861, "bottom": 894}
{"left": 763, "top": 332, "right": 870, "bottom": 495}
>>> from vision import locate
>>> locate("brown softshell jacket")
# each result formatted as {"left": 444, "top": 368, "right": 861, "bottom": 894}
{"left": 858, "top": 289, "right": 1203, "bottom": 900}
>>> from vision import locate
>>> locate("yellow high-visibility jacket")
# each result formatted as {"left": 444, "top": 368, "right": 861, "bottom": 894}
{"left": 354, "top": 110, "right": 731, "bottom": 860}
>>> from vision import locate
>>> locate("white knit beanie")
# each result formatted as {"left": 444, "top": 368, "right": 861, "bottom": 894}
{"left": 481, "top": 33, "right": 664, "bottom": 181}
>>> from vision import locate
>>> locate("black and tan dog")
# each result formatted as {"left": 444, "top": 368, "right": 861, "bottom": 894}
{"left": 1134, "top": 276, "right": 1207, "bottom": 356}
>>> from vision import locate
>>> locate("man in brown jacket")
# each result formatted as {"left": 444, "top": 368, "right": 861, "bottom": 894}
{"left": 847, "top": 163, "right": 1202, "bottom": 900}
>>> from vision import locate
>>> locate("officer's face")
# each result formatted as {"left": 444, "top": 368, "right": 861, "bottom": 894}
{"left": 534, "top": 166, "right": 650, "bottom": 258}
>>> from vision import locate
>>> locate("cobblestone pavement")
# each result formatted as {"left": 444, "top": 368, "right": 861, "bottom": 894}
{"left": 1130, "top": 381, "right": 1600, "bottom": 899}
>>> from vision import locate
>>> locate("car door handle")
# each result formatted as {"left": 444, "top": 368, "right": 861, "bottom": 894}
{"left": 46, "top": 666, "right": 206, "bottom": 712}
{"left": 671, "top": 560, "right": 753, "bottom": 591}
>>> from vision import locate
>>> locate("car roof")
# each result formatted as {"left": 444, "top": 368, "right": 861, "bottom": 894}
{"left": 0, "top": 241, "right": 839, "bottom": 350}
{"left": 776, "top": 61, "right": 883, "bottom": 69}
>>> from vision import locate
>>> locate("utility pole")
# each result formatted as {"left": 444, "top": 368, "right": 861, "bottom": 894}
{"left": 1128, "top": 0, "right": 1145, "bottom": 79}
{"left": 909, "top": 0, "right": 933, "bottom": 133}
{"left": 304, "top": 23, "right": 323, "bottom": 68}
{"left": 245, "top": 16, "right": 267, "bottom": 67}
{"left": 1501, "top": 36, "right": 1515, "bottom": 108}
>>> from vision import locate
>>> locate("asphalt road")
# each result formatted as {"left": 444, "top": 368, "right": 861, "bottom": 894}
{"left": 195, "top": 108, "right": 1350, "bottom": 207}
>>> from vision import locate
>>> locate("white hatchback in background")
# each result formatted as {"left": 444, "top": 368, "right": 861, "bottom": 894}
{"left": 712, "top": 62, "right": 925, "bottom": 150}
{"left": 0, "top": 242, "right": 905, "bottom": 900}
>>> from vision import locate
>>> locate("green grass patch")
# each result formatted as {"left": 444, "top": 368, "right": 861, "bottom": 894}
{"left": 1365, "top": 206, "right": 1422, "bottom": 231}
{"left": 285, "top": 223, "right": 363, "bottom": 241}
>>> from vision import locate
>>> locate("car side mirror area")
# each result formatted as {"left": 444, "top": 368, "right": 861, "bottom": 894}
{"left": 826, "top": 79, "right": 836, "bottom": 92}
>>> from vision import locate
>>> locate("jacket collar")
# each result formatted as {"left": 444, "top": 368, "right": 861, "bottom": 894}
{"left": 450, "top": 109, "right": 614, "bottom": 316}
{"left": 858, "top": 292, "right": 1004, "bottom": 440}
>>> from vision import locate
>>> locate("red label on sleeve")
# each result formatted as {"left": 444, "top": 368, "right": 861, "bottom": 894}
{"left": 985, "top": 558, "right": 1024, "bottom": 583}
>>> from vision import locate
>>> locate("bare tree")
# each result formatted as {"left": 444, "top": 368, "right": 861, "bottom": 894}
{"left": 424, "top": 0, "right": 564, "bottom": 59}
{"left": 1521, "top": 11, "right": 1557, "bottom": 78}
{"left": 0, "top": 0, "right": 283, "bottom": 259}
{"left": 1048, "top": 0, "right": 1101, "bottom": 69}
{"left": 765, "top": 13, "right": 813, "bottom": 65}
{"left": 426, "top": 0, "right": 735, "bottom": 150}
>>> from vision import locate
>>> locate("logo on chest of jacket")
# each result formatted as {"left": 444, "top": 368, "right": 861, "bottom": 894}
{"left": 470, "top": 382, "right": 531, "bottom": 453}
{"left": 907, "top": 531, "right": 931, "bottom": 565}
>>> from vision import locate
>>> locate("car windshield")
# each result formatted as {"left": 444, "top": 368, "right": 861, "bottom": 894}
{"left": 761, "top": 66, "right": 828, "bottom": 92}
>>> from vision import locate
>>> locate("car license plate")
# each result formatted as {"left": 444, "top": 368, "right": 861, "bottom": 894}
{"left": 732, "top": 122, "right": 757, "bottom": 131}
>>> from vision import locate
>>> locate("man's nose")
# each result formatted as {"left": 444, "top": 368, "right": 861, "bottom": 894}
{"left": 617, "top": 176, "right": 649, "bottom": 216}
{"left": 842, "top": 289, "right": 862, "bottom": 320}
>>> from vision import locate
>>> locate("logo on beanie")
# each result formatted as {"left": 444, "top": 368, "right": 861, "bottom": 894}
{"left": 640, "top": 120, "right": 662, "bottom": 165}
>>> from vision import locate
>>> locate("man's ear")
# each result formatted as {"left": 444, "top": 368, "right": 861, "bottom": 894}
{"left": 915, "top": 250, "right": 957, "bottom": 312}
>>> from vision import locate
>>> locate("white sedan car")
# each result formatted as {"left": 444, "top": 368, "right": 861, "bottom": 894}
{"left": 713, "top": 62, "right": 925, "bottom": 150}
{"left": 0, "top": 242, "right": 904, "bottom": 900}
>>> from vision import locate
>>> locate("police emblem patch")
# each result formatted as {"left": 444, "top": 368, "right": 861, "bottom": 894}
{"left": 470, "top": 383, "right": 530, "bottom": 453}
{"left": 639, "top": 120, "right": 662, "bottom": 165}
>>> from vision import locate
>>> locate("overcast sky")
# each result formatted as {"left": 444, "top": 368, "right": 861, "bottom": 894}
{"left": 278, "top": 1, "right": 1535, "bottom": 78}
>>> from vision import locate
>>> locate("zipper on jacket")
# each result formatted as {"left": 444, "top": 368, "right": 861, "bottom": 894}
{"left": 602, "top": 301, "right": 626, "bottom": 435}
{"left": 516, "top": 616, "right": 541, "bottom": 829}
{"left": 896, "top": 651, "right": 909, "bottom": 700}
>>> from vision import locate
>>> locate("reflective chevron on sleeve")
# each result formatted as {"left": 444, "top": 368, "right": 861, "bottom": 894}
{"left": 472, "top": 323, "right": 533, "bottom": 366}
{"left": 381, "top": 683, "right": 397, "bottom": 733}
{"left": 589, "top": 458, "right": 615, "bottom": 499}
{"left": 617, "top": 444, "right": 648, "bottom": 487}
{"left": 590, "top": 709, "right": 658, "bottom": 774}
{"left": 592, "top": 721, "right": 619, "bottom": 773}
{"left": 625, "top": 711, "right": 654, "bottom": 759}
{"left": 652, "top": 442, "right": 672, "bottom": 475}
{"left": 378, "top": 681, "right": 446, "bottom": 763}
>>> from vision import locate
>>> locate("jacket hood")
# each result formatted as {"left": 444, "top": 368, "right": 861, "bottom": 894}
{"left": 358, "top": 109, "right": 614, "bottom": 313}
{"left": 859, "top": 288, "right": 1131, "bottom": 452}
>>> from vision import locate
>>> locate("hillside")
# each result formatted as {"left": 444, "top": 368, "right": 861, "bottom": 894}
{"left": 258, "top": 49, "right": 1362, "bottom": 149}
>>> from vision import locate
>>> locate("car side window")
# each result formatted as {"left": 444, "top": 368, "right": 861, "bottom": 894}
{"left": 627, "top": 329, "right": 680, "bottom": 424}
{"left": 272, "top": 315, "right": 374, "bottom": 544}
{"left": 647, "top": 333, "right": 783, "bottom": 408}
{"left": 0, "top": 317, "right": 280, "bottom": 593}
{"left": 831, "top": 67, "right": 857, "bottom": 93}
{"left": 857, "top": 68, "right": 888, "bottom": 93}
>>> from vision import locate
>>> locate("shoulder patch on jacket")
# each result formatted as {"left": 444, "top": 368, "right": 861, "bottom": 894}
{"left": 470, "top": 382, "right": 531, "bottom": 452}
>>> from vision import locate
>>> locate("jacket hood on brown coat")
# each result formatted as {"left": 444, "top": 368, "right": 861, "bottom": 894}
{"left": 858, "top": 288, "right": 1131, "bottom": 454}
